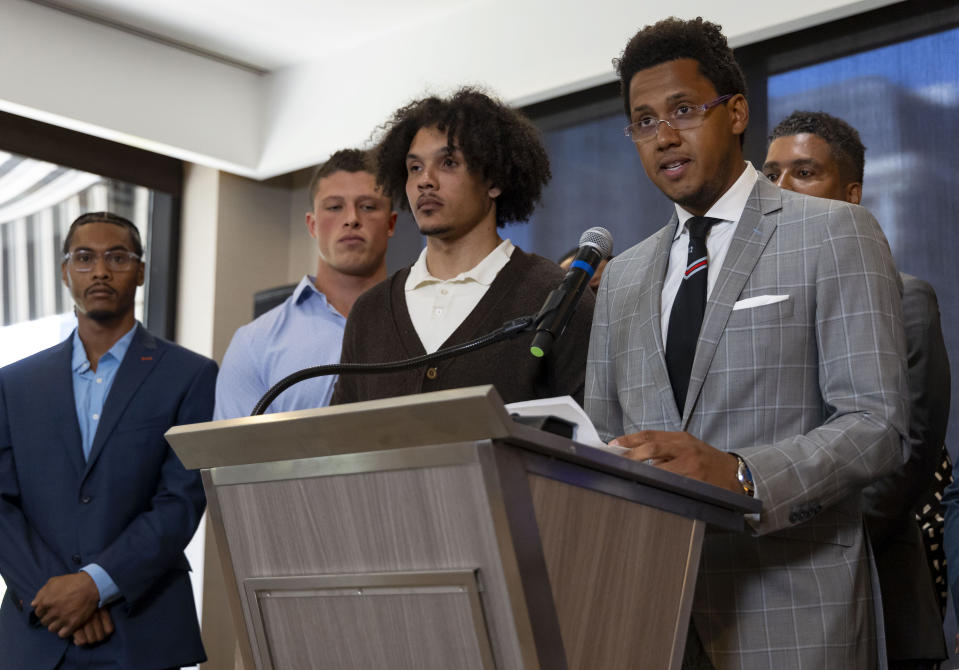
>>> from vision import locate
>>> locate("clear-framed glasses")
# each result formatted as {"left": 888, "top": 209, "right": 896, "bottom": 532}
{"left": 62, "top": 250, "right": 142, "bottom": 272}
{"left": 624, "top": 94, "right": 734, "bottom": 144}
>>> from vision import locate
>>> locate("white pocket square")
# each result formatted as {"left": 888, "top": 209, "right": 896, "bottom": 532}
{"left": 732, "top": 294, "right": 790, "bottom": 311}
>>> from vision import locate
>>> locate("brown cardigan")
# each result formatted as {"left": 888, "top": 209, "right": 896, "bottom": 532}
{"left": 331, "top": 248, "right": 594, "bottom": 406}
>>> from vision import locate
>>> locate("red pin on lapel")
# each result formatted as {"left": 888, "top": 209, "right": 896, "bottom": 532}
{"left": 141, "top": 356, "right": 153, "bottom": 361}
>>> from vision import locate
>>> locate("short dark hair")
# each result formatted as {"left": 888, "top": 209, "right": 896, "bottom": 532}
{"left": 615, "top": 17, "right": 747, "bottom": 121}
{"left": 374, "top": 87, "right": 551, "bottom": 227}
{"left": 769, "top": 110, "right": 866, "bottom": 184}
{"left": 62, "top": 212, "right": 143, "bottom": 257}
{"left": 307, "top": 148, "right": 374, "bottom": 206}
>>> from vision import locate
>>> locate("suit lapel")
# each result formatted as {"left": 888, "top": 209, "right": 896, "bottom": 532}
{"left": 47, "top": 337, "right": 86, "bottom": 477}
{"left": 82, "top": 325, "right": 161, "bottom": 478}
{"left": 644, "top": 217, "right": 684, "bottom": 425}
{"left": 682, "top": 179, "right": 782, "bottom": 425}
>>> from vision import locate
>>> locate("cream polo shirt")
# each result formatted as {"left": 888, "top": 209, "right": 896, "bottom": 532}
{"left": 405, "top": 239, "right": 515, "bottom": 353}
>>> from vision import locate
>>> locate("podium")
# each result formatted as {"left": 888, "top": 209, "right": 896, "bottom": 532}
{"left": 167, "top": 386, "right": 760, "bottom": 670}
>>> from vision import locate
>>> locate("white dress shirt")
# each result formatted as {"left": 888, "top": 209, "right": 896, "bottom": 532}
{"left": 660, "top": 162, "right": 760, "bottom": 344}
{"left": 405, "top": 239, "right": 515, "bottom": 353}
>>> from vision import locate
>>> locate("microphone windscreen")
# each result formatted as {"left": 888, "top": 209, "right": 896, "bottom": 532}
{"left": 579, "top": 227, "right": 614, "bottom": 258}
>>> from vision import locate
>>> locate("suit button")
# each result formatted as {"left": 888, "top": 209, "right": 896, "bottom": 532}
{"left": 80, "top": 495, "right": 92, "bottom": 504}
{"left": 426, "top": 367, "right": 438, "bottom": 380}
{"left": 72, "top": 554, "right": 82, "bottom": 565}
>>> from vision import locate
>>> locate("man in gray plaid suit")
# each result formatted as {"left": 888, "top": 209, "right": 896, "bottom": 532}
{"left": 586, "top": 18, "right": 910, "bottom": 670}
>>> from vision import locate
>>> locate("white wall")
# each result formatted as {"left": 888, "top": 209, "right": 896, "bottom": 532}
{"left": 1, "top": 0, "right": 900, "bottom": 180}
{"left": 0, "top": 0, "right": 262, "bottom": 176}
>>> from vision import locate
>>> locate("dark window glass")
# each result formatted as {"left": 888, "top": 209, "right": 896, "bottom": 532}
{"left": 767, "top": 24, "right": 959, "bottom": 464}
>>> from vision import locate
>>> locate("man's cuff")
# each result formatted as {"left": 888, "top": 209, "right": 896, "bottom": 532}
{"left": 79, "top": 564, "right": 119, "bottom": 607}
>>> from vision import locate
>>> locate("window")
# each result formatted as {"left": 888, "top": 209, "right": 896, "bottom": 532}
{"left": 0, "top": 151, "right": 154, "bottom": 365}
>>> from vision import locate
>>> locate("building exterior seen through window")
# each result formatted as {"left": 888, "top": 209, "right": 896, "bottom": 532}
{"left": 767, "top": 25, "right": 959, "bottom": 464}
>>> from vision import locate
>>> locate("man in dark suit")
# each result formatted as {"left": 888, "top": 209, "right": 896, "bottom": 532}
{"left": 0, "top": 212, "right": 216, "bottom": 669}
{"left": 586, "top": 18, "right": 908, "bottom": 669}
{"left": 764, "top": 109, "right": 949, "bottom": 669}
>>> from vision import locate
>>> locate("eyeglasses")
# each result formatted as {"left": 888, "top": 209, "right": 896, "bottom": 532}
{"left": 624, "top": 94, "right": 734, "bottom": 144}
{"left": 62, "top": 250, "right": 142, "bottom": 272}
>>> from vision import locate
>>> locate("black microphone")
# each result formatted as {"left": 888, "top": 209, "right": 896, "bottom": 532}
{"left": 530, "top": 227, "right": 613, "bottom": 358}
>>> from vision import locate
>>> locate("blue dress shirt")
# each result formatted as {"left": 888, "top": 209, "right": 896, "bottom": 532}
{"left": 214, "top": 276, "right": 347, "bottom": 419}
{"left": 71, "top": 324, "right": 136, "bottom": 606}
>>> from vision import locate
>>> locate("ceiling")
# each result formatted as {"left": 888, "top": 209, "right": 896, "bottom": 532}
{"left": 33, "top": 0, "right": 481, "bottom": 71}
{"left": 7, "top": 0, "right": 900, "bottom": 179}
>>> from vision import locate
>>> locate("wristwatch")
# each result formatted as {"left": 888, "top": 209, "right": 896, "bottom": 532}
{"left": 734, "top": 454, "right": 755, "bottom": 497}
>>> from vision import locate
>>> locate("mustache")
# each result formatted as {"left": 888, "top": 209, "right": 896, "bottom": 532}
{"left": 416, "top": 194, "right": 442, "bottom": 207}
{"left": 84, "top": 283, "right": 116, "bottom": 296}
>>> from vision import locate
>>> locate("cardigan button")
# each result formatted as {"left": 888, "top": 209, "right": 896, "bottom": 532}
{"left": 426, "top": 367, "right": 438, "bottom": 380}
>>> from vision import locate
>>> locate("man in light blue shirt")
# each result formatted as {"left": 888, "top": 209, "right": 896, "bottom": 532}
{"left": 0, "top": 211, "right": 215, "bottom": 669}
{"left": 215, "top": 149, "right": 396, "bottom": 418}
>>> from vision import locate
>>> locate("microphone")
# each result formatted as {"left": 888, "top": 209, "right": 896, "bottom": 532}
{"left": 530, "top": 227, "right": 613, "bottom": 358}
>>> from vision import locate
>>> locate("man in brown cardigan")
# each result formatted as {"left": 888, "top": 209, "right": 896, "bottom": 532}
{"left": 331, "top": 88, "right": 594, "bottom": 406}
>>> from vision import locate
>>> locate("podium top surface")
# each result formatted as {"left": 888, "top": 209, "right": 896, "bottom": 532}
{"left": 167, "top": 385, "right": 760, "bottom": 517}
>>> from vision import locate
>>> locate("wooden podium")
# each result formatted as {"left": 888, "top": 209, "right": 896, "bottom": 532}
{"left": 167, "top": 386, "right": 759, "bottom": 670}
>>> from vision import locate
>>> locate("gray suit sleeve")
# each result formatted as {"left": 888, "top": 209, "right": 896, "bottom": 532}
{"left": 741, "top": 203, "right": 910, "bottom": 535}
{"left": 862, "top": 276, "right": 950, "bottom": 545}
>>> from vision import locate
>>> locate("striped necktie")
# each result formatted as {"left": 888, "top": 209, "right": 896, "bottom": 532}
{"left": 665, "top": 216, "right": 718, "bottom": 415}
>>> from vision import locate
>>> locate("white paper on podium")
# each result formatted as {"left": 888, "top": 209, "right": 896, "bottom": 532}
{"left": 505, "top": 396, "right": 628, "bottom": 455}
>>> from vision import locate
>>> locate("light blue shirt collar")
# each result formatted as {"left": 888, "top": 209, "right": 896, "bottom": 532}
{"left": 71, "top": 323, "right": 138, "bottom": 372}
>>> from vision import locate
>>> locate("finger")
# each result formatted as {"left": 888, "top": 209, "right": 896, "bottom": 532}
{"left": 88, "top": 614, "right": 104, "bottom": 642}
{"left": 624, "top": 445, "right": 656, "bottom": 461}
{"left": 73, "top": 627, "right": 88, "bottom": 647}
{"left": 610, "top": 430, "right": 658, "bottom": 448}
{"left": 100, "top": 610, "right": 114, "bottom": 636}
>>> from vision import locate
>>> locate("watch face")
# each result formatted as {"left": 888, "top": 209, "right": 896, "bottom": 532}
{"left": 736, "top": 457, "right": 755, "bottom": 496}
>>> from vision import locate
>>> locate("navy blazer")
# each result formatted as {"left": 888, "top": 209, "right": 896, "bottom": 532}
{"left": 0, "top": 325, "right": 216, "bottom": 670}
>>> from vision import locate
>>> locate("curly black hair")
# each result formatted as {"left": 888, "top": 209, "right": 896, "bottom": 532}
{"left": 769, "top": 110, "right": 866, "bottom": 184}
{"left": 615, "top": 17, "right": 747, "bottom": 120}
{"left": 63, "top": 212, "right": 143, "bottom": 257}
{"left": 373, "top": 87, "right": 551, "bottom": 227}
{"left": 307, "top": 148, "right": 374, "bottom": 206}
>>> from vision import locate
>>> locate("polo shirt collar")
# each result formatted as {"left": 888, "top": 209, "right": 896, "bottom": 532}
{"left": 407, "top": 238, "right": 515, "bottom": 290}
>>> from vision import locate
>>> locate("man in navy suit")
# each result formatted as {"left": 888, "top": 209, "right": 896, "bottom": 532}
{"left": 0, "top": 212, "right": 216, "bottom": 669}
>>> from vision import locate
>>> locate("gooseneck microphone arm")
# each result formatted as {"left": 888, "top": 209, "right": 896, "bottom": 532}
{"left": 250, "top": 315, "right": 536, "bottom": 415}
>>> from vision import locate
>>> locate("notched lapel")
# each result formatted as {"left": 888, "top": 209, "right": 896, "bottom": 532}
{"left": 682, "top": 180, "right": 782, "bottom": 425}
{"left": 49, "top": 339, "right": 85, "bottom": 477}
{"left": 82, "top": 327, "right": 162, "bottom": 478}
{"left": 643, "top": 217, "right": 684, "bottom": 426}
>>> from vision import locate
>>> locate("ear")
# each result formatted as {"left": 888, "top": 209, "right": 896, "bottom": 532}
{"left": 137, "top": 261, "right": 145, "bottom": 287}
{"left": 845, "top": 182, "right": 862, "bottom": 205}
{"left": 305, "top": 211, "right": 318, "bottom": 239}
{"left": 488, "top": 185, "right": 502, "bottom": 199}
{"left": 61, "top": 262, "right": 69, "bottom": 288}
{"left": 728, "top": 93, "right": 749, "bottom": 137}
{"left": 387, "top": 211, "right": 397, "bottom": 238}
